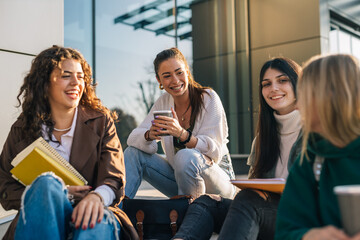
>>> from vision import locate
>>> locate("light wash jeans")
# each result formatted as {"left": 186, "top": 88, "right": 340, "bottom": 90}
{"left": 15, "top": 173, "right": 121, "bottom": 240}
{"left": 124, "top": 146, "right": 236, "bottom": 199}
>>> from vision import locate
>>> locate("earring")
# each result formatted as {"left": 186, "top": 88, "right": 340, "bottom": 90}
{"left": 159, "top": 84, "right": 164, "bottom": 90}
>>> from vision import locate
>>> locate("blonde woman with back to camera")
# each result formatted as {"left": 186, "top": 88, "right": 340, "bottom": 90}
{"left": 275, "top": 54, "right": 360, "bottom": 240}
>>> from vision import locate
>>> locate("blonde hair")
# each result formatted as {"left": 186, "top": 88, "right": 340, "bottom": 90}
{"left": 298, "top": 54, "right": 360, "bottom": 161}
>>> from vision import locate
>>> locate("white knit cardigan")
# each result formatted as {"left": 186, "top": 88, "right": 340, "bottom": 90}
{"left": 127, "top": 89, "right": 230, "bottom": 168}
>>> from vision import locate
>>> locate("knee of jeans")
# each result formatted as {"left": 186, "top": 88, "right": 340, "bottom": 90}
{"left": 233, "top": 189, "right": 261, "bottom": 207}
{"left": 124, "top": 146, "right": 144, "bottom": 166}
{"left": 124, "top": 146, "right": 138, "bottom": 160}
{"left": 173, "top": 149, "right": 202, "bottom": 174}
{"left": 31, "top": 172, "right": 66, "bottom": 192}
{"left": 193, "top": 194, "right": 220, "bottom": 208}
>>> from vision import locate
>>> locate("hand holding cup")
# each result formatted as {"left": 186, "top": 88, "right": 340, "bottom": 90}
{"left": 334, "top": 185, "right": 360, "bottom": 237}
{"left": 151, "top": 108, "right": 183, "bottom": 138}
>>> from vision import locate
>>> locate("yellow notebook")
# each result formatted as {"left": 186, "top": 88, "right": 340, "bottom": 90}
{"left": 10, "top": 137, "right": 87, "bottom": 186}
{"left": 231, "top": 178, "right": 286, "bottom": 193}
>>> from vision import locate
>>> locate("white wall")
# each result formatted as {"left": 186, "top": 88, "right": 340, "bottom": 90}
{"left": 0, "top": 0, "right": 64, "bottom": 235}
{"left": 0, "top": 0, "right": 64, "bottom": 147}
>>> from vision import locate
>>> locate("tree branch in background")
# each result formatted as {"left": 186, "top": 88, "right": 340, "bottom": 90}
{"left": 137, "top": 79, "right": 161, "bottom": 113}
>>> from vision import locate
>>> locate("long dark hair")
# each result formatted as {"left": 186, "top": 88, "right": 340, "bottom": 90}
{"left": 153, "top": 47, "right": 210, "bottom": 127}
{"left": 249, "top": 57, "right": 301, "bottom": 178}
{"left": 17, "top": 46, "right": 115, "bottom": 140}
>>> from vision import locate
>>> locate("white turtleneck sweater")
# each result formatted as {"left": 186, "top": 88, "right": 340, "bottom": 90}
{"left": 274, "top": 110, "right": 302, "bottom": 179}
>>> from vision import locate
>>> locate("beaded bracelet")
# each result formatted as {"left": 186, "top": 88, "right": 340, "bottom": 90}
{"left": 179, "top": 129, "right": 192, "bottom": 145}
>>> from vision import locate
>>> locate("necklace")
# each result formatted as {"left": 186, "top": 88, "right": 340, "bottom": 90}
{"left": 181, "top": 104, "right": 191, "bottom": 121}
{"left": 54, "top": 126, "right": 72, "bottom": 132}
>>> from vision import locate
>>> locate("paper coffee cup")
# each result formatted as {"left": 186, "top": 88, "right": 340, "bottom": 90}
{"left": 153, "top": 110, "right": 172, "bottom": 136}
{"left": 334, "top": 185, "right": 360, "bottom": 236}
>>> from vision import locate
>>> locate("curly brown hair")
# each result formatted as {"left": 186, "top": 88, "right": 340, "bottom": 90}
{"left": 17, "top": 45, "right": 115, "bottom": 140}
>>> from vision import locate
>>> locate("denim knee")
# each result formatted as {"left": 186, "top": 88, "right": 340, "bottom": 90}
{"left": 30, "top": 172, "right": 66, "bottom": 192}
{"left": 173, "top": 149, "right": 205, "bottom": 175}
{"left": 124, "top": 146, "right": 139, "bottom": 160}
{"left": 73, "top": 209, "right": 121, "bottom": 240}
{"left": 193, "top": 195, "right": 220, "bottom": 208}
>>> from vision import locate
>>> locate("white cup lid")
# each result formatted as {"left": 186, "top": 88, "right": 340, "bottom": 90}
{"left": 334, "top": 185, "right": 360, "bottom": 194}
{"left": 153, "top": 110, "right": 171, "bottom": 113}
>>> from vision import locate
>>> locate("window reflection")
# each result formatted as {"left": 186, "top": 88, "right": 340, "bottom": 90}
{"left": 329, "top": 24, "right": 360, "bottom": 60}
{"left": 65, "top": 0, "right": 194, "bottom": 149}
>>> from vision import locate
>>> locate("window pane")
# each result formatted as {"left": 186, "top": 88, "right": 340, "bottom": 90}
{"left": 64, "top": 0, "right": 93, "bottom": 66}
{"left": 95, "top": 0, "right": 193, "bottom": 124}
{"left": 65, "top": 0, "right": 194, "bottom": 124}
{"left": 329, "top": 29, "right": 338, "bottom": 53}
{"left": 351, "top": 37, "right": 360, "bottom": 60}
{"left": 338, "top": 30, "right": 351, "bottom": 54}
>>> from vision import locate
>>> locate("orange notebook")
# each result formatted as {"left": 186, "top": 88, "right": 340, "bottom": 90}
{"left": 10, "top": 137, "right": 87, "bottom": 186}
{"left": 231, "top": 178, "right": 286, "bottom": 193}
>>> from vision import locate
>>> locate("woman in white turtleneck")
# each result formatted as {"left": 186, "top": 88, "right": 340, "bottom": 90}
{"left": 273, "top": 110, "right": 301, "bottom": 178}
{"left": 173, "top": 57, "right": 302, "bottom": 240}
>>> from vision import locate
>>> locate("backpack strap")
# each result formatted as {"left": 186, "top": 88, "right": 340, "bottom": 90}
{"left": 169, "top": 209, "right": 178, "bottom": 236}
{"left": 136, "top": 210, "right": 144, "bottom": 240}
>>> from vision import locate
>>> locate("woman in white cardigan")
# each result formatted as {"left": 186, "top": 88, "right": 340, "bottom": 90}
{"left": 124, "top": 47, "right": 235, "bottom": 199}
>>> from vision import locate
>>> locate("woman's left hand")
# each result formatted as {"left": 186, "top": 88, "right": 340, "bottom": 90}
{"left": 72, "top": 192, "right": 104, "bottom": 230}
{"left": 153, "top": 107, "right": 183, "bottom": 138}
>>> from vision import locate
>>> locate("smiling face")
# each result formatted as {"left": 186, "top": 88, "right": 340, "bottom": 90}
{"left": 156, "top": 57, "right": 189, "bottom": 98}
{"left": 261, "top": 68, "right": 296, "bottom": 115}
{"left": 48, "top": 59, "right": 85, "bottom": 113}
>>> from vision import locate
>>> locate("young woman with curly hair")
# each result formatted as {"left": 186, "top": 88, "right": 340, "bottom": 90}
{"left": 0, "top": 46, "right": 130, "bottom": 240}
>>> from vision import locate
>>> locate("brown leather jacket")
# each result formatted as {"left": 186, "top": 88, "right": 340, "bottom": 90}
{"left": 0, "top": 106, "right": 137, "bottom": 239}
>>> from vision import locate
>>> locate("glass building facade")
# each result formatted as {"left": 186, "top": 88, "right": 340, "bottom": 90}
{"left": 64, "top": 0, "right": 194, "bottom": 125}
{"left": 63, "top": 0, "right": 360, "bottom": 173}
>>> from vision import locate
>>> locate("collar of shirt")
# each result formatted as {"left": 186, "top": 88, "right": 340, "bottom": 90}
{"left": 41, "top": 107, "right": 79, "bottom": 162}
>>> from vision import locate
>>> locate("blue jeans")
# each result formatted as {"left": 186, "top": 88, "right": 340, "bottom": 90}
{"left": 173, "top": 189, "right": 281, "bottom": 240}
{"left": 124, "top": 146, "right": 235, "bottom": 199}
{"left": 15, "top": 173, "right": 121, "bottom": 240}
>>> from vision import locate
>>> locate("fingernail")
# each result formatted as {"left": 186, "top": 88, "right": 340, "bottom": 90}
{"left": 98, "top": 218, "right": 101, "bottom": 223}
{"left": 75, "top": 225, "right": 79, "bottom": 230}
{"left": 82, "top": 225, "right": 87, "bottom": 230}
{"left": 71, "top": 217, "right": 74, "bottom": 223}
{"left": 89, "top": 186, "right": 93, "bottom": 189}
{"left": 90, "top": 223, "right": 94, "bottom": 229}
{"left": 155, "top": 116, "right": 159, "bottom": 118}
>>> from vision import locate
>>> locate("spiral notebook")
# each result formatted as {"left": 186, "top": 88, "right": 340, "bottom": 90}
{"left": 10, "top": 137, "right": 87, "bottom": 186}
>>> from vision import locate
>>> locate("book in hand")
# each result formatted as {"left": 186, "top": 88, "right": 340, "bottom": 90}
{"left": 231, "top": 178, "right": 286, "bottom": 193}
{"left": 10, "top": 137, "right": 88, "bottom": 186}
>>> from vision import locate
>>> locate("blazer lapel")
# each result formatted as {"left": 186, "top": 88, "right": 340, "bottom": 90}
{"left": 70, "top": 107, "right": 101, "bottom": 172}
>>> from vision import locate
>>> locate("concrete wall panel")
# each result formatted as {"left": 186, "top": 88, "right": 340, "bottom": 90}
{"left": 0, "top": 0, "right": 64, "bottom": 55}
{"left": 250, "top": 0, "right": 321, "bottom": 49}
{"left": 0, "top": 52, "right": 33, "bottom": 158}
